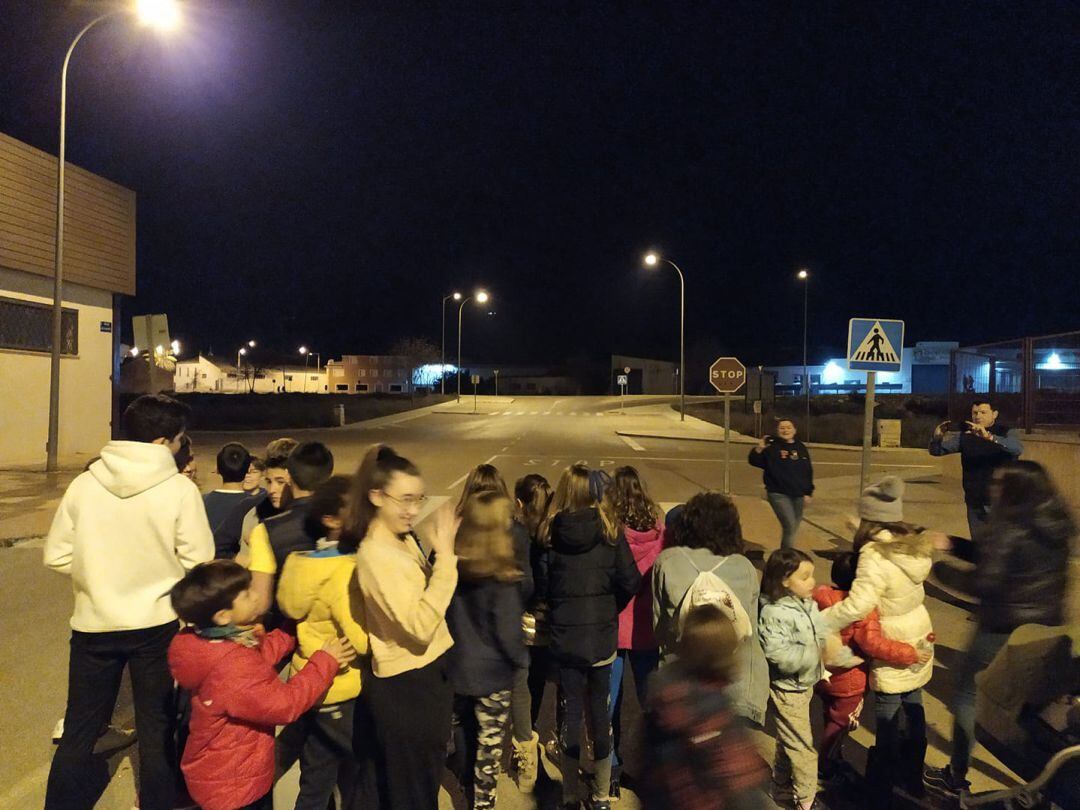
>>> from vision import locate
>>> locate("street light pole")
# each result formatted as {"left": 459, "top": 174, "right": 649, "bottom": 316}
{"left": 457, "top": 291, "right": 489, "bottom": 402}
{"left": 46, "top": 1, "right": 181, "bottom": 470}
{"left": 644, "top": 254, "right": 686, "bottom": 421}
{"left": 442, "top": 292, "right": 461, "bottom": 395}
{"left": 798, "top": 269, "right": 810, "bottom": 441}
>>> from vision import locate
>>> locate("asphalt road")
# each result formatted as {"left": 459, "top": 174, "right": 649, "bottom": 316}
{"left": 3, "top": 396, "right": 1010, "bottom": 809}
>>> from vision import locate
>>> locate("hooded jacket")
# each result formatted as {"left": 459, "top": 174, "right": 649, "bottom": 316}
{"left": 168, "top": 627, "right": 337, "bottom": 810}
{"left": 43, "top": 441, "right": 215, "bottom": 631}
{"left": 758, "top": 594, "right": 829, "bottom": 691}
{"left": 446, "top": 576, "right": 529, "bottom": 696}
{"left": 812, "top": 585, "right": 918, "bottom": 698}
{"left": 618, "top": 521, "right": 665, "bottom": 650}
{"left": 545, "top": 507, "right": 642, "bottom": 667}
{"left": 277, "top": 548, "right": 370, "bottom": 704}
{"left": 821, "top": 528, "right": 935, "bottom": 693}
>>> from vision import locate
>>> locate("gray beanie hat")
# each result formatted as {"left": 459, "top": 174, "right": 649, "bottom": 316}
{"left": 859, "top": 476, "right": 905, "bottom": 523}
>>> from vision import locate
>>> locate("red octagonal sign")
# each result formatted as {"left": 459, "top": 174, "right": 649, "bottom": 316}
{"left": 709, "top": 356, "right": 746, "bottom": 394}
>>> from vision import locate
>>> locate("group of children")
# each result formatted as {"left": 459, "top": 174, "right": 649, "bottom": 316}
{"left": 44, "top": 392, "right": 946, "bottom": 810}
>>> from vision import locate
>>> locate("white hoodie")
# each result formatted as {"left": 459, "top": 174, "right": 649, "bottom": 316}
{"left": 43, "top": 441, "right": 214, "bottom": 632}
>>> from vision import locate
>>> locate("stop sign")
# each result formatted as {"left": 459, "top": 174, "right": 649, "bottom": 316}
{"left": 709, "top": 356, "right": 746, "bottom": 394}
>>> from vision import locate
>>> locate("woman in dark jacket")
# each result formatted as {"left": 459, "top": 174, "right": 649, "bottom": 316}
{"left": 748, "top": 418, "right": 814, "bottom": 549}
{"left": 925, "top": 460, "right": 1076, "bottom": 798}
{"left": 543, "top": 464, "right": 642, "bottom": 810}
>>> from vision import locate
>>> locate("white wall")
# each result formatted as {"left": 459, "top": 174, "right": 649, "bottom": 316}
{"left": 0, "top": 266, "right": 114, "bottom": 468}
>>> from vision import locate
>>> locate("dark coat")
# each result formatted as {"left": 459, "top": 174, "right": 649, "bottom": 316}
{"left": 446, "top": 577, "right": 528, "bottom": 696}
{"left": 545, "top": 507, "right": 642, "bottom": 667}
{"left": 935, "top": 504, "right": 1074, "bottom": 633}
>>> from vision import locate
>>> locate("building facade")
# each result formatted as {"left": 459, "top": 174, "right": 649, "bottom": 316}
{"left": 325, "top": 355, "right": 410, "bottom": 393}
{"left": 0, "top": 132, "right": 135, "bottom": 468}
{"left": 173, "top": 355, "right": 327, "bottom": 394}
{"left": 764, "top": 341, "right": 959, "bottom": 395}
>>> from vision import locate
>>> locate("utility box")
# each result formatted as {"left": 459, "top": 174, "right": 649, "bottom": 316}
{"left": 333, "top": 404, "right": 345, "bottom": 427}
{"left": 877, "top": 419, "right": 902, "bottom": 448}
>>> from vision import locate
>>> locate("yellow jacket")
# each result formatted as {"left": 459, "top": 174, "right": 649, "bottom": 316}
{"left": 277, "top": 548, "right": 369, "bottom": 705}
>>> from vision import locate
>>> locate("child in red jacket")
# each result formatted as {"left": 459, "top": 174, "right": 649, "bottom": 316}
{"left": 812, "top": 552, "right": 929, "bottom": 784}
{"left": 167, "top": 560, "right": 355, "bottom": 810}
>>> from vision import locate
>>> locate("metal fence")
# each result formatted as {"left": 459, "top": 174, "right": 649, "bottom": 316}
{"left": 949, "top": 330, "right": 1080, "bottom": 431}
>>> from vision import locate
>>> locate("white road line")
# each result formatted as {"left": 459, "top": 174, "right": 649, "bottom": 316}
{"left": 501, "top": 446, "right": 510, "bottom": 452}
{"left": 570, "top": 411, "right": 579, "bottom": 416}
{"left": 619, "top": 435, "right": 647, "bottom": 452}
{"left": 446, "top": 455, "right": 500, "bottom": 490}
{"left": 596, "top": 412, "right": 603, "bottom": 416}
{"left": 515, "top": 411, "right": 525, "bottom": 415}
{"left": 530, "top": 411, "right": 539, "bottom": 415}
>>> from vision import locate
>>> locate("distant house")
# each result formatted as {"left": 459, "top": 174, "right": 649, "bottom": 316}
{"left": 0, "top": 132, "right": 136, "bottom": 468}
{"left": 173, "top": 354, "right": 327, "bottom": 394}
{"left": 174, "top": 354, "right": 235, "bottom": 392}
{"left": 325, "top": 355, "right": 410, "bottom": 393}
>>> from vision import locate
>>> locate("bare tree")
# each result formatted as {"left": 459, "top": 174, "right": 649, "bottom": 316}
{"left": 388, "top": 337, "right": 440, "bottom": 396}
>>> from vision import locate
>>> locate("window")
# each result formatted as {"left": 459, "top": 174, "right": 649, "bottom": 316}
{"left": 309, "top": 375, "right": 318, "bottom": 381}
{"left": 0, "top": 296, "right": 78, "bottom": 355}
{"left": 356, "top": 383, "right": 368, "bottom": 392}
{"left": 285, "top": 375, "right": 293, "bottom": 381}
{"left": 336, "top": 384, "right": 349, "bottom": 391}
{"left": 390, "top": 384, "right": 403, "bottom": 392}
{"left": 201, "top": 373, "right": 208, "bottom": 379}
{"left": 359, "top": 369, "right": 365, "bottom": 377}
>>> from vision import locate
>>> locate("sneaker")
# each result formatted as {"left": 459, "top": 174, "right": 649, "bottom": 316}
{"left": 511, "top": 730, "right": 540, "bottom": 794}
{"left": 51, "top": 717, "right": 64, "bottom": 744}
{"left": 586, "top": 800, "right": 611, "bottom": 810}
{"left": 93, "top": 725, "right": 137, "bottom": 756}
{"left": 923, "top": 764, "right": 971, "bottom": 797}
{"left": 771, "top": 774, "right": 795, "bottom": 802}
{"left": 609, "top": 775, "right": 621, "bottom": 799}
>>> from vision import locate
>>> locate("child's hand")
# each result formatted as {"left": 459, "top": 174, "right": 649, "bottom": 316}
{"left": 823, "top": 633, "right": 843, "bottom": 663}
{"left": 926, "top": 531, "right": 952, "bottom": 552}
{"left": 428, "top": 503, "right": 460, "bottom": 559}
{"left": 321, "top": 637, "right": 357, "bottom": 668}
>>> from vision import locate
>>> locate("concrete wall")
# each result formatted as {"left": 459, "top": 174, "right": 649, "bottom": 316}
{"left": 0, "top": 266, "right": 114, "bottom": 468}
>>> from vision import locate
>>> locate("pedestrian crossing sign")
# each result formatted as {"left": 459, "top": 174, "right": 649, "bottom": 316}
{"left": 847, "top": 318, "right": 905, "bottom": 372}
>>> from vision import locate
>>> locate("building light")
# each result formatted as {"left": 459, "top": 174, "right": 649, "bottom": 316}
{"left": 822, "top": 360, "right": 845, "bottom": 385}
{"left": 1039, "top": 352, "right": 1065, "bottom": 370}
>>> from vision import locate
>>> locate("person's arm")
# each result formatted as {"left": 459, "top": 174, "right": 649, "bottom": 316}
{"left": 758, "top": 609, "right": 820, "bottom": 675}
{"left": 43, "top": 488, "right": 76, "bottom": 575}
{"left": 329, "top": 569, "right": 370, "bottom": 656}
{"left": 929, "top": 425, "right": 960, "bottom": 456}
{"left": 246, "top": 523, "right": 277, "bottom": 615}
{"left": 612, "top": 535, "right": 644, "bottom": 611}
{"left": 357, "top": 546, "right": 458, "bottom": 645}
{"left": 513, "top": 524, "right": 535, "bottom": 605}
{"left": 851, "top": 611, "right": 918, "bottom": 667}
{"left": 748, "top": 443, "right": 768, "bottom": 468}
{"left": 492, "top": 584, "right": 529, "bottom": 669}
{"left": 275, "top": 553, "right": 306, "bottom": 620}
{"left": 175, "top": 483, "right": 215, "bottom": 570}
{"left": 257, "top": 627, "right": 297, "bottom": 666}
{"left": 802, "top": 443, "right": 814, "bottom": 497}
{"left": 820, "top": 551, "right": 887, "bottom": 631}
{"left": 997, "top": 428, "right": 1023, "bottom": 457}
{"left": 225, "top": 647, "right": 337, "bottom": 726}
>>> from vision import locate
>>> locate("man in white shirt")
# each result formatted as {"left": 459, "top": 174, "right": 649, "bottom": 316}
{"left": 43, "top": 394, "right": 214, "bottom": 810}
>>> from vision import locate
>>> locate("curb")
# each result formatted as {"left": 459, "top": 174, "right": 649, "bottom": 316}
{"left": 615, "top": 429, "right": 922, "bottom": 453}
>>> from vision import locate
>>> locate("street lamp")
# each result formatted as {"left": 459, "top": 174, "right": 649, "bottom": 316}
{"left": 643, "top": 252, "right": 686, "bottom": 421}
{"left": 457, "top": 291, "right": 490, "bottom": 402}
{"left": 797, "top": 268, "right": 810, "bottom": 441}
{"left": 236, "top": 341, "right": 254, "bottom": 392}
{"left": 298, "top": 346, "right": 321, "bottom": 393}
{"left": 441, "top": 292, "right": 462, "bottom": 395}
{"left": 46, "top": 0, "right": 182, "bottom": 471}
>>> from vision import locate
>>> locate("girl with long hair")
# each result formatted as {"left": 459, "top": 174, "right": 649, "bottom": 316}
{"left": 599, "top": 466, "right": 665, "bottom": 798}
{"left": 349, "top": 444, "right": 459, "bottom": 809}
{"left": 446, "top": 491, "right": 528, "bottom": 809}
{"left": 544, "top": 464, "right": 641, "bottom": 810}
{"left": 509, "top": 473, "right": 553, "bottom": 793}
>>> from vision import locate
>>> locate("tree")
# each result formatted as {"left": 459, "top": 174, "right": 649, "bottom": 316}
{"left": 388, "top": 337, "right": 440, "bottom": 396}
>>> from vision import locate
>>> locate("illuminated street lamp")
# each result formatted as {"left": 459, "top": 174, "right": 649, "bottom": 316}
{"left": 298, "top": 346, "right": 320, "bottom": 393}
{"left": 46, "top": 0, "right": 183, "bottom": 471}
{"left": 797, "top": 268, "right": 811, "bottom": 440}
{"left": 643, "top": 252, "right": 686, "bottom": 421}
{"left": 457, "top": 291, "right": 490, "bottom": 402}
{"left": 441, "top": 292, "right": 462, "bottom": 395}
{"left": 236, "top": 341, "right": 255, "bottom": 391}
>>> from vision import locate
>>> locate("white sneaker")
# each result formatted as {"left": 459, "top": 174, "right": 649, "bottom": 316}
{"left": 51, "top": 717, "right": 64, "bottom": 743}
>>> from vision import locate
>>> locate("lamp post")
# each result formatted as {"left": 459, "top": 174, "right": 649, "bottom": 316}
{"left": 46, "top": 0, "right": 182, "bottom": 471}
{"left": 457, "top": 291, "right": 490, "bottom": 402}
{"left": 236, "top": 340, "right": 255, "bottom": 392}
{"left": 441, "top": 292, "right": 462, "bottom": 395}
{"left": 797, "top": 268, "right": 810, "bottom": 441}
{"left": 644, "top": 253, "right": 686, "bottom": 421}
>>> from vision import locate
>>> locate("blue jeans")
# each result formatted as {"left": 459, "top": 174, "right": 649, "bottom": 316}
{"left": 951, "top": 628, "right": 1010, "bottom": 779}
{"left": 608, "top": 648, "right": 659, "bottom": 775}
{"left": 766, "top": 492, "right": 805, "bottom": 549}
{"left": 966, "top": 504, "right": 990, "bottom": 541}
{"left": 875, "top": 688, "right": 924, "bottom": 747}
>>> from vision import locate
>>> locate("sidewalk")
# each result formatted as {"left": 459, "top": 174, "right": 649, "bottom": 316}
{"left": 0, "top": 470, "right": 78, "bottom": 545}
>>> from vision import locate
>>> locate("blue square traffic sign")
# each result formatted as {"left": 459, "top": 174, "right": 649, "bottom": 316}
{"left": 847, "top": 318, "right": 905, "bottom": 372}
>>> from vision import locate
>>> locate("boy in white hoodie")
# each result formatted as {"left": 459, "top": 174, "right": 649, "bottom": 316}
{"left": 43, "top": 394, "right": 215, "bottom": 810}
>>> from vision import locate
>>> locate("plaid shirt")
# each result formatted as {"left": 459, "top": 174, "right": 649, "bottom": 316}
{"left": 643, "top": 665, "right": 770, "bottom": 809}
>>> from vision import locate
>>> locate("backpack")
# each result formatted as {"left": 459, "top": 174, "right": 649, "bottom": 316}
{"left": 674, "top": 549, "right": 753, "bottom": 643}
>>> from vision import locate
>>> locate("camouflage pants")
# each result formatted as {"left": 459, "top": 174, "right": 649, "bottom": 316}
{"left": 450, "top": 689, "right": 512, "bottom": 810}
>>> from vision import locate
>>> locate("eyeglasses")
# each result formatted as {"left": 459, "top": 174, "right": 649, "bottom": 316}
{"left": 381, "top": 491, "right": 428, "bottom": 510}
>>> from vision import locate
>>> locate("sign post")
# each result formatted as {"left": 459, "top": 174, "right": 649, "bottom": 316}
{"left": 616, "top": 373, "right": 629, "bottom": 413}
{"left": 709, "top": 357, "right": 747, "bottom": 495}
{"left": 471, "top": 374, "right": 480, "bottom": 413}
{"left": 494, "top": 369, "right": 500, "bottom": 398}
{"left": 847, "top": 318, "right": 905, "bottom": 492}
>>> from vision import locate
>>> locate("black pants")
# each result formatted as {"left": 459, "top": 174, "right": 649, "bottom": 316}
{"left": 365, "top": 655, "right": 453, "bottom": 809}
{"left": 527, "top": 645, "right": 553, "bottom": 728}
{"left": 46, "top": 621, "right": 178, "bottom": 810}
{"left": 292, "top": 700, "right": 357, "bottom": 810}
{"left": 558, "top": 663, "right": 613, "bottom": 761}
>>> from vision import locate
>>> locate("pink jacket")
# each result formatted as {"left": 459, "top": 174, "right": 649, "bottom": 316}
{"left": 618, "top": 521, "right": 665, "bottom": 649}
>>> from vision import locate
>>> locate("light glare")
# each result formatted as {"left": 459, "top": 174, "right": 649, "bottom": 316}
{"left": 130, "top": 347, "right": 139, "bottom": 357}
{"left": 453, "top": 292, "right": 462, "bottom": 301}
{"left": 248, "top": 340, "right": 256, "bottom": 348}
{"left": 476, "top": 291, "right": 489, "bottom": 303}
{"left": 170, "top": 339, "right": 180, "bottom": 353}
{"left": 299, "top": 346, "right": 307, "bottom": 355}
{"left": 644, "top": 253, "right": 658, "bottom": 267}
{"left": 136, "top": 0, "right": 181, "bottom": 30}
{"left": 798, "top": 269, "right": 809, "bottom": 280}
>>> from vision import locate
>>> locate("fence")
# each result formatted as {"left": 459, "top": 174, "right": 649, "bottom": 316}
{"left": 948, "top": 330, "right": 1080, "bottom": 431}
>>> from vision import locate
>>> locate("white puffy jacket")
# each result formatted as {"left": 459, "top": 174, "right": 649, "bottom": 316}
{"left": 820, "top": 528, "right": 934, "bottom": 694}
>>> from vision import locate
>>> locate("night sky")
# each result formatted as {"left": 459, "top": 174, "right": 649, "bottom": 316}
{"left": 2, "top": 2, "right": 1078, "bottom": 378}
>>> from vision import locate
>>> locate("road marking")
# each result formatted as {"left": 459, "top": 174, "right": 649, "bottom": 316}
{"left": 570, "top": 411, "right": 579, "bottom": 416}
{"left": 446, "top": 455, "right": 500, "bottom": 490}
{"left": 530, "top": 411, "right": 539, "bottom": 415}
{"left": 619, "top": 435, "right": 647, "bottom": 452}
{"left": 484, "top": 452, "right": 935, "bottom": 467}
{"left": 500, "top": 446, "right": 510, "bottom": 452}
{"left": 596, "top": 412, "right": 603, "bottom": 416}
